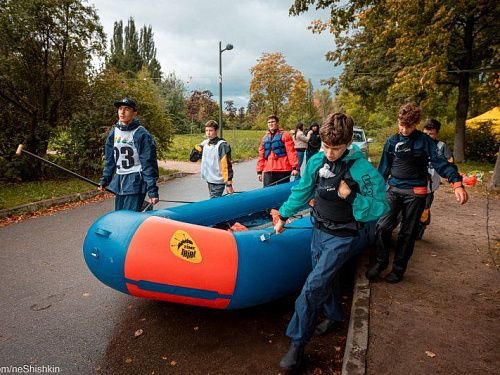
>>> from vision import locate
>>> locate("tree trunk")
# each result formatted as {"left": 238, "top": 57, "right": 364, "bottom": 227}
{"left": 491, "top": 147, "right": 500, "bottom": 189}
{"left": 453, "top": 15, "right": 474, "bottom": 163}
{"left": 454, "top": 72, "right": 469, "bottom": 162}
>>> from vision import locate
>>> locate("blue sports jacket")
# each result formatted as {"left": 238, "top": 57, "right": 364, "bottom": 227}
{"left": 378, "top": 130, "right": 462, "bottom": 189}
{"left": 99, "top": 118, "right": 159, "bottom": 198}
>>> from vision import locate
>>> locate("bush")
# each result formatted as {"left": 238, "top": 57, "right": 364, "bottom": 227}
{"left": 465, "top": 121, "right": 499, "bottom": 163}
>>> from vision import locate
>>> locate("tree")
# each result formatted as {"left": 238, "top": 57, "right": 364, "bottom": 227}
{"left": 159, "top": 73, "right": 187, "bottom": 134}
{"left": 224, "top": 100, "right": 237, "bottom": 129}
{"left": 290, "top": 0, "right": 500, "bottom": 161}
{"left": 52, "top": 67, "right": 172, "bottom": 175}
{"left": 249, "top": 52, "right": 299, "bottom": 117}
{"left": 140, "top": 25, "right": 162, "bottom": 80}
{"left": 186, "top": 90, "right": 218, "bottom": 132}
{"left": 0, "top": 0, "right": 105, "bottom": 180}
{"left": 315, "top": 88, "right": 333, "bottom": 121}
{"left": 109, "top": 21, "right": 125, "bottom": 71}
{"left": 108, "top": 18, "right": 162, "bottom": 79}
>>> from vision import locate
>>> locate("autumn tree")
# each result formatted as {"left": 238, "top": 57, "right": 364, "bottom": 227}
{"left": 315, "top": 88, "right": 333, "bottom": 121}
{"left": 249, "top": 52, "right": 300, "bottom": 117}
{"left": 186, "top": 90, "right": 218, "bottom": 132}
{"left": 290, "top": 0, "right": 500, "bottom": 161}
{"left": 287, "top": 74, "right": 319, "bottom": 126}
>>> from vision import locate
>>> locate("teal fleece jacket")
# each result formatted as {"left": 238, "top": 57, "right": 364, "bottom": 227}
{"left": 279, "top": 146, "right": 390, "bottom": 222}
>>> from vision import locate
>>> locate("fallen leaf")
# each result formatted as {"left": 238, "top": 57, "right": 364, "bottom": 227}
{"left": 125, "top": 358, "right": 132, "bottom": 364}
{"left": 134, "top": 329, "right": 144, "bottom": 338}
{"left": 82, "top": 293, "right": 90, "bottom": 297}
{"left": 140, "top": 318, "right": 146, "bottom": 321}
{"left": 425, "top": 351, "right": 436, "bottom": 358}
{"left": 161, "top": 356, "right": 168, "bottom": 360}
{"left": 193, "top": 326, "right": 199, "bottom": 331}
{"left": 334, "top": 346, "right": 341, "bottom": 352}
{"left": 170, "top": 360, "right": 177, "bottom": 366}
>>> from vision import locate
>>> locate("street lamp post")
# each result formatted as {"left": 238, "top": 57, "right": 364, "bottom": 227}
{"left": 219, "top": 41, "right": 233, "bottom": 138}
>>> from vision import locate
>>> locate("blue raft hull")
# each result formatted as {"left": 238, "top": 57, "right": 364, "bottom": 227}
{"left": 83, "top": 182, "right": 375, "bottom": 309}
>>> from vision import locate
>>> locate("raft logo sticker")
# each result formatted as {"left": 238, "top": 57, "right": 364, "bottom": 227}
{"left": 170, "top": 230, "right": 202, "bottom": 263}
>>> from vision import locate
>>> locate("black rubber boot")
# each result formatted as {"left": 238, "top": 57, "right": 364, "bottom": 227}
{"left": 314, "top": 319, "right": 343, "bottom": 336}
{"left": 385, "top": 270, "right": 403, "bottom": 283}
{"left": 279, "top": 343, "right": 304, "bottom": 370}
{"left": 365, "top": 262, "right": 387, "bottom": 280}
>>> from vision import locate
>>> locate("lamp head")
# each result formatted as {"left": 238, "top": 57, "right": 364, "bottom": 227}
{"left": 226, "top": 44, "right": 233, "bottom": 50}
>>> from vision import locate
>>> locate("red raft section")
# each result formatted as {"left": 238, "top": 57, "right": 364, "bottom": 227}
{"left": 124, "top": 216, "right": 238, "bottom": 308}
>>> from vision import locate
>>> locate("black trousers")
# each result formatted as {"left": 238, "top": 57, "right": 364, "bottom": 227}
{"left": 263, "top": 171, "right": 292, "bottom": 187}
{"left": 375, "top": 188, "right": 427, "bottom": 274}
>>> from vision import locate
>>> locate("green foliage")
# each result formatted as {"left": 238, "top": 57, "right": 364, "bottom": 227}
{"left": 290, "top": 0, "right": 500, "bottom": 162}
{"left": 164, "top": 130, "right": 263, "bottom": 161}
{"left": 0, "top": 178, "right": 96, "bottom": 210}
{"left": 51, "top": 68, "right": 172, "bottom": 175}
{"left": 0, "top": 0, "right": 106, "bottom": 180}
{"left": 159, "top": 73, "right": 188, "bottom": 134}
{"left": 464, "top": 122, "right": 499, "bottom": 163}
{"left": 108, "top": 18, "right": 162, "bottom": 79}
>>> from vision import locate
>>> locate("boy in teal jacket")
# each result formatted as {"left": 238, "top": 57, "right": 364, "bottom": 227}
{"left": 274, "top": 113, "right": 389, "bottom": 370}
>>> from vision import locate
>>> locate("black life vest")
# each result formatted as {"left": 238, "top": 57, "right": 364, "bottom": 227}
{"left": 263, "top": 131, "right": 286, "bottom": 159}
{"left": 308, "top": 132, "right": 321, "bottom": 151}
{"left": 312, "top": 157, "right": 358, "bottom": 235}
{"left": 390, "top": 135, "right": 428, "bottom": 180}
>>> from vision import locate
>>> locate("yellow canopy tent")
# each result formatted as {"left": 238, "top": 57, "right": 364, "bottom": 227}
{"left": 466, "top": 106, "right": 500, "bottom": 135}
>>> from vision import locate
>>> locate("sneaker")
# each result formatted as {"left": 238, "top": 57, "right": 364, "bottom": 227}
{"left": 279, "top": 343, "right": 304, "bottom": 370}
{"left": 314, "top": 319, "right": 343, "bottom": 336}
{"left": 365, "top": 263, "right": 387, "bottom": 280}
{"left": 385, "top": 271, "right": 403, "bottom": 283}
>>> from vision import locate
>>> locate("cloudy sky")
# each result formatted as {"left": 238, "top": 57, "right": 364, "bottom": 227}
{"left": 89, "top": 0, "right": 341, "bottom": 108}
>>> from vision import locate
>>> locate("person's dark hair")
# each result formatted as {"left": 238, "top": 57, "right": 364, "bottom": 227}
{"left": 310, "top": 122, "right": 319, "bottom": 132}
{"left": 398, "top": 102, "right": 421, "bottom": 126}
{"left": 267, "top": 115, "right": 279, "bottom": 123}
{"left": 423, "top": 118, "right": 441, "bottom": 132}
{"left": 293, "top": 122, "right": 304, "bottom": 140}
{"left": 205, "top": 120, "right": 219, "bottom": 130}
{"left": 320, "top": 113, "right": 354, "bottom": 146}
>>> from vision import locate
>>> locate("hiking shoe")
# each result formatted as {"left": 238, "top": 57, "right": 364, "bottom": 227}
{"left": 314, "top": 319, "right": 343, "bottom": 336}
{"left": 385, "top": 271, "right": 403, "bottom": 283}
{"left": 365, "top": 263, "right": 387, "bottom": 280}
{"left": 279, "top": 343, "right": 304, "bottom": 370}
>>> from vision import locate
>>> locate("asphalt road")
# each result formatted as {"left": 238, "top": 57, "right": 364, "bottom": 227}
{"left": 0, "top": 160, "right": 347, "bottom": 374}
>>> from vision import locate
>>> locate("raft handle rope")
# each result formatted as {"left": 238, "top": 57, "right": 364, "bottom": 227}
{"left": 260, "top": 226, "right": 312, "bottom": 242}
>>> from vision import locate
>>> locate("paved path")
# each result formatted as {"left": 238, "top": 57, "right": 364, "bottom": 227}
{"left": 366, "top": 188, "right": 499, "bottom": 374}
{"left": 3, "top": 160, "right": 352, "bottom": 375}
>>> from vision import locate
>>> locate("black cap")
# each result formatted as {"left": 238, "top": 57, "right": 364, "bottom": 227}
{"left": 114, "top": 98, "right": 137, "bottom": 110}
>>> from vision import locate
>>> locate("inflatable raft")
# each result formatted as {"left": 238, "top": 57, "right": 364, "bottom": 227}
{"left": 83, "top": 182, "right": 375, "bottom": 309}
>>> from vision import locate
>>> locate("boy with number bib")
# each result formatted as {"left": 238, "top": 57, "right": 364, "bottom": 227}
{"left": 190, "top": 120, "right": 234, "bottom": 198}
{"left": 99, "top": 98, "right": 159, "bottom": 211}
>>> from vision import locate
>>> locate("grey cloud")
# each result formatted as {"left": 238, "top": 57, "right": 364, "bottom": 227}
{"left": 91, "top": 0, "right": 340, "bottom": 108}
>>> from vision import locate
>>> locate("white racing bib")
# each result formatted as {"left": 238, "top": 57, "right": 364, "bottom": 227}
{"left": 113, "top": 126, "right": 143, "bottom": 174}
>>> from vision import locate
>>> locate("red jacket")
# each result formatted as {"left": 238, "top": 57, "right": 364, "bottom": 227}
{"left": 257, "top": 129, "right": 298, "bottom": 173}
